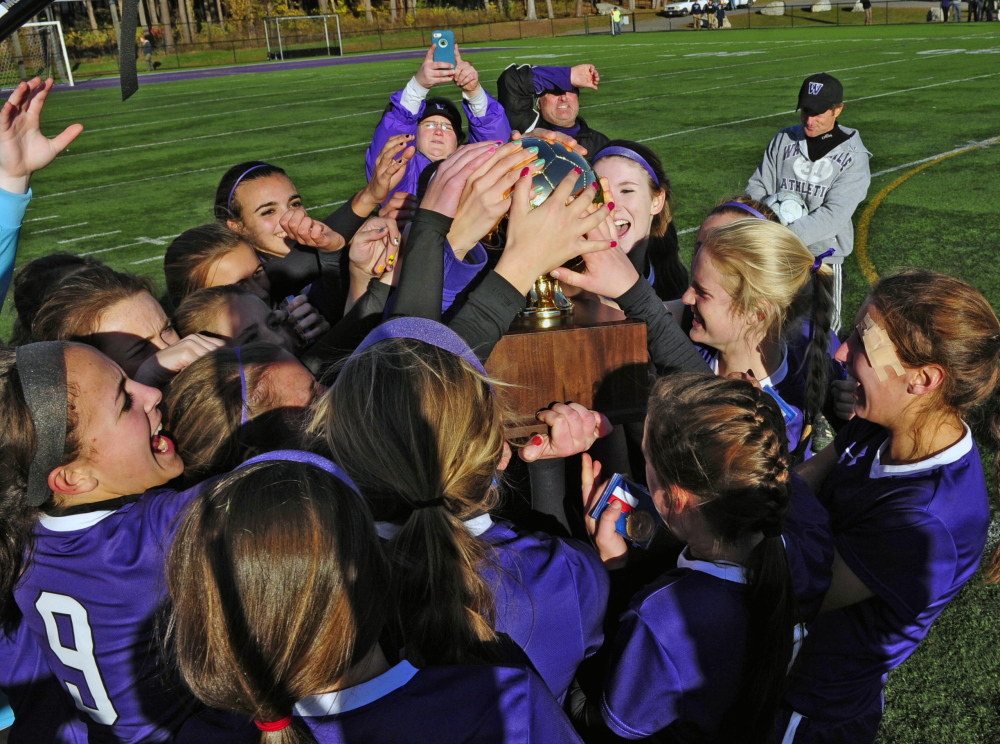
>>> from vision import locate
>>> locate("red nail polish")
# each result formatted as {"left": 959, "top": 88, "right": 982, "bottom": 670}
{"left": 607, "top": 202, "right": 615, "bottom": 211}
{"left": 520, "top": 167, "right": 529, "bottom": 177}
{"left": 530, "top": 435, "right": 544, "bottom": 446}
{"left": 610, "top": 241, "right": 618, "bottom": 248}
{"left": 573, "top": 166, "right": 582, "bottom": 174}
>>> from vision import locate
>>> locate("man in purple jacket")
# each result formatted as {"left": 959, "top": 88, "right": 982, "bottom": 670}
{"left": 364, "top": 45, "right": 511, "bottom": 204}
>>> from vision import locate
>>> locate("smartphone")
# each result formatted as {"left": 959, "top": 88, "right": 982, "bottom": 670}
{"left": 431, "top": 30, "right": 456, "bottom": 66}
{"left": 589, "top": 473, "right": 661, "bottom": 550}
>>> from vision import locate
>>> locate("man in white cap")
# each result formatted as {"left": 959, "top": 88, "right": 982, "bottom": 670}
{"left": 746, "top": 72, "right": 871, "bottom": 331}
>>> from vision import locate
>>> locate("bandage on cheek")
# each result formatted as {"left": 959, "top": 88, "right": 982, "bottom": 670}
{"left": 859, "top": 312, "right": 905, "bottom": 381}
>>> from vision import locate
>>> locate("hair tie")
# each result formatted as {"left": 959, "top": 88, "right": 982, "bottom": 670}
{"left": 721, "top": 201, "right": 767, "bottom": 220}
{"left": 254, "top": 717, "right": 292, "bottom": 732}
{"left": 226, "top": 164, "right": 270, "bottom": 215}
{"left": 411, "top": 497, "right": 447, "bottom": 510}
{"left": 234, "top": 346, "right": 250, "bottom": 426}
{"left": 811, "top": 247, "right": 836, "bottom": 273}
{"left": 16, "top": 342, "right": 69, "bottom": 507}
{"left": 592, "top": 146, "right": 660, "bottom": 186}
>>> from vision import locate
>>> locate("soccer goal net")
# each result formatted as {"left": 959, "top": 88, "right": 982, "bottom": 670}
{"left": 264, "top": 14, "right": 343, "bottom": 62}
{"left": 0, "top": 20, "right": 73, "bottom": 90}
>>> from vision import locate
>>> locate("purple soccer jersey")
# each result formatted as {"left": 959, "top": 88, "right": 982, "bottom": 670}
{"left": 13, "top": 484, "right": 256, "bottom": 744}
{"left": 601, "top": 554, "right": 749, "bottom": 742}
{"left": 784, "top": 417, "right": 990, "bottom": 729}
{"left": 480, "top": 518, "right": 610, "bottom": 703}
{"left": 364, "top": 89, "right": 511, "bottom": 203}
{"left": 296, "top": 660, "right": 583, "bottom": 744}
{"left": 0, "top": 620, "right": 88, "bottom": 743}
{"left": 784, "top": 473, "right": 835, "bottom": 624}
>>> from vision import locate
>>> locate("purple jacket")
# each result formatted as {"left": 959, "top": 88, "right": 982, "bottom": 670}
{"left": 365, "top": 89, "right": 511, "bottom": 202}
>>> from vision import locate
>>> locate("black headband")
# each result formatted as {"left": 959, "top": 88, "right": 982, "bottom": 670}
{"left": 16, "top": 342, "right": 68, "bottom": 507}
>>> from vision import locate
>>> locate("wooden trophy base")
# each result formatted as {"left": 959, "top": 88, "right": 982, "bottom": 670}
{"left": 485, "top": 294, "right": 650, "bottom": 439}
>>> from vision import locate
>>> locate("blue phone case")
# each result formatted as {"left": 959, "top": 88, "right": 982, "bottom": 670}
{"left": 589, "top": 473, "right": 661, "bottom": 550}
{"left": 432, "top": 30, "right": 456, "bottom": 66}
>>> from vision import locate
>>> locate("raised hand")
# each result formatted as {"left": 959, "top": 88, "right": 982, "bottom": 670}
{"left": 134, "top": 333, "right": 225, "bottom": 388}
{"left": 446, "top": 141, "right": 539, "bottom": 255}
{"left": 570, "top": 63, "right": 600, "bottom": 90}
{"left": 495, "top": 167, "right": 611, "bottom": 294}
{"left": 0, "top": 77, "right": 83, "bottom": 194}
{"left": 281, "top": 294, "right": 330, "bottom": 343}
{"left": 361, "top": 133, "right": 416, "bottom": 209}
{"left": 278, "top": 208, "right": 344, "bottom": 252}
{"left": 452, "top": 45, "right": 481, "bottom": 95}
{"left": 415, "top": 44, "right": 455, "bottom": 88}
{"left": 419, "top": 141, "right": 501, "bottom": 218}
{"left": 379, "top": 190, "right": 418, "bottom": 226}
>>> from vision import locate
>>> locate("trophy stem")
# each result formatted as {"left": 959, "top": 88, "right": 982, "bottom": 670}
{"left": 520, "top": 274, "right": 574, "bottom": 320}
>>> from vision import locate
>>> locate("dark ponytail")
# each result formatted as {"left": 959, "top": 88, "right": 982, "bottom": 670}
{"left": 646, "top": 373, "right": 797, "bottom": 744}
{"left": 794, "top": 264, "right": 835, "bottom": 461}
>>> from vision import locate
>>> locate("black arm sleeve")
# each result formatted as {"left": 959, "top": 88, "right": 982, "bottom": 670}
{"left": 322, "top": 197, "right": 369, "bottom": 243}
{"left": 388, "top": 208, "right": 452, "bottom": 322}
{"left": 448, "top": 270, "right": 526, "bottom": 363}
{"left": 615, "top": 278, "right": 711, "bottom": 375}
{"left": 496, "top": 64, "right": 542, "bottom": 135}
{"left": 299, "top": 279, "right": 391, "bottom": 379}
{"left": 263, "top": 247, "right": 325, "bottom": 302}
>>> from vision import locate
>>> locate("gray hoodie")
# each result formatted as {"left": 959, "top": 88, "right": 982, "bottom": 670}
{"left": 746, "top": 124, "right": 871, "bottom": 264}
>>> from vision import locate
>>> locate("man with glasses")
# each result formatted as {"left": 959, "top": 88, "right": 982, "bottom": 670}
{"left": 365, "top": 43, "right": 511, "bottom": 203}
{"left": 745, "top": 73, "right": 871, "bottom": 332}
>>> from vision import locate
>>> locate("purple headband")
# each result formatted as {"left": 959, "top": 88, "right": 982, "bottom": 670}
{"left": 226, "top": 164, "right": 269, "bottom": 215}
{"left": 812, "top": 247, "right": 836, "bottom": 273}
{"left": 240, "top": 449, "right": 362, "bottom": 497}
{"left": 592, "top": 146, "right": 660, "bottom": 186}
{"left": 234, "top": 346, "right": 250, "bottom": 425}
{"left": 351, "top": 317, "right": 488, "bottom": 377}
{"left": 721, "top": 201, "right": 767, "bottom": 220}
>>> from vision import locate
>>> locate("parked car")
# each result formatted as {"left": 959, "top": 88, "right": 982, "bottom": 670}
{"left": 662, "top": 0, "right": 751, "bottom": 14}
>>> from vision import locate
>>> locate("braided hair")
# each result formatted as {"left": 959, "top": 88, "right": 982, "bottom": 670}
{"left": 646, "top": 373, "right": 797, "bottom": 744}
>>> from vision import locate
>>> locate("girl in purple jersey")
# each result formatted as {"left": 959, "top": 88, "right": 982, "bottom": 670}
{"left": 309, "top": 317, "right": 610, "bottom": 703}
{"left": 583, "top": 373, "right": 804, "bottom": 744}
{"left": 167, "top": 454, "right": 584, "bottom": 744}
{"left": 779, "top": 270, "right": 1000, "bottom": 744}
{"left": 0, "top": 342, "right": 253, "bottom": 743}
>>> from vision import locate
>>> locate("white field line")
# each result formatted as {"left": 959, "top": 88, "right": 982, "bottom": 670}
{"left": 871, "top": 135, "right": 1000, "bottom": 179}
{"left": 64, "top": 110, "right": 381, "bottom": 158}
{"left": 24, "top": 213, "right": 59, "bottom": 222}
{"left": 80, "top": 241, "right": 144, "bottom": 256}
{"left": 36, "top": 141, "right": 369, "bottom": 200}
{"left": 638, "top": 71, "right": 997, "bottom": 142}
{"left": 130, "top": 255, "right": 164, "bottom": 265}
{"left": 56, "top": 230, "right": 121, "bottom": 244}
{"left": 31, "top": 221, "right": 88, "bottom": 234}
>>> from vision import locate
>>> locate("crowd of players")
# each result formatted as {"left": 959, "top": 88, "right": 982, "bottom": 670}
{"left": 0, "top": 44, "right": 998, "bottom": 744}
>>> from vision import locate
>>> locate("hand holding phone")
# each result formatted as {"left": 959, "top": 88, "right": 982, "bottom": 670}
{"left": 416, "top": 41, "right": 455, "bottom": 88}
{"left": 431, "top": 30, "right": 456, "bottom": 66}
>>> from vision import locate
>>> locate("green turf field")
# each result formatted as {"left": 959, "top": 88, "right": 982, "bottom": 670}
{"left": 8, "top": 23, "right": 1000, "bottom": 742}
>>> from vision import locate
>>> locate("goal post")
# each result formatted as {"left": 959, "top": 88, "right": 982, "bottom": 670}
{"left": 264, "top": 14, "right": 343, "bottom": 62}
{"left": 0, "top": 20, "right": 74, "bottom": 90}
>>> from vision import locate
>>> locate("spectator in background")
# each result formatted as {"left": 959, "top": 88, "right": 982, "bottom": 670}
{"left": 611, "top": 7, "right": 623, "bottom": 35}
{"left": 952, "top": 0, "right": 962, "bottom": 22}
{"left": 366, "top": 44, "right": 510, "bottom": 204}
{"left": 862, "top": 0, "right": 872, "bottom": 24}
{"left": 497, "top": 63, "right": 610, "bottom": 157}
{"left": 141, "top": 33, "right": 153, "bottom": 71}
{"left": 941, "top": 0, "right": 952, "bottom": 21}
{"left": 691, "top": 0, "right": 704, "bottom": 28}
{"left": 715, "top": 0, "right": 727, "bottom": 28}
{"left": 746, "top": 73, "right": 871, "bottom": 332}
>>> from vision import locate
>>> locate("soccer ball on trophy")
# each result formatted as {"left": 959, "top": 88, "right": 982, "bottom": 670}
{"left": 513, "top": 137, "right": 602, "bottom": 320}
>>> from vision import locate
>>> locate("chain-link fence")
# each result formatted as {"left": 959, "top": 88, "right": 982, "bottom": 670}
{"left": 57, "top": 3, "right": 985, "bottom": 80}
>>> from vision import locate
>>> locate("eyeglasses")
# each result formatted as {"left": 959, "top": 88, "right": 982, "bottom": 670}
{"left": 419, "top": 120, "right": 455, "bottom": 132}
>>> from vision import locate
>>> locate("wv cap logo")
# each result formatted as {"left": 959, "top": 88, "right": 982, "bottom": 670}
{"left": 808, "top": 82, "right": 824, "bottom": 95}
